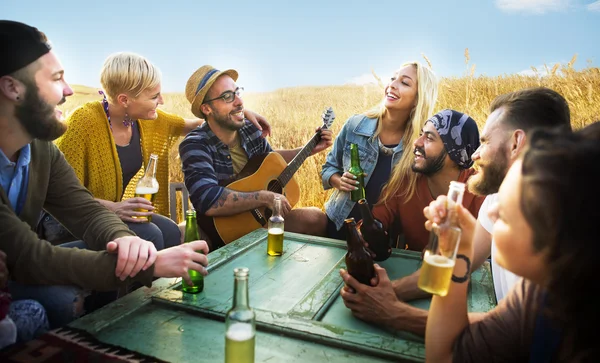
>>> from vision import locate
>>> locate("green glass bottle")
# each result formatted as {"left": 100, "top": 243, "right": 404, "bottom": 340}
{"left": 225, "top": 267, "right": 255, "bottom": 363}
{"left": 182, "top": 209, "right": 204, "bottom": 293}
{"left": 348, "top": 143, "right": 365, "bottom": 202}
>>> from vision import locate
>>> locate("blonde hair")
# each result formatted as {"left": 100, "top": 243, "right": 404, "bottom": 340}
{"left": 369, "top": 61, "right": 439, "bottom": 206}
{"left": 100, "top": 52, "right": 161, "bottom": 103}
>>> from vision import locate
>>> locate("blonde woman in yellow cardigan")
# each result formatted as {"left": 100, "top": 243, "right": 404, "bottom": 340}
{"left": 51, "top": 52, "right": 270, "bottom": 251}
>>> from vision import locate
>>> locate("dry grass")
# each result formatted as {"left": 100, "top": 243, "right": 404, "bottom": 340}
{"left": 59, "top": 56, "right": 600, "bottom": 212}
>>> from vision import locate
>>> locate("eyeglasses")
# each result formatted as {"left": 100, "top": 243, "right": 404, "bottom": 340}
{"left": 204, "top": 87, "right": 244, "bottom": 104}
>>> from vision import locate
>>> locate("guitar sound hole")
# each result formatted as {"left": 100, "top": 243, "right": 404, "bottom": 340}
{"left": 267, "top": 179, "right": 283, "bottom": 194}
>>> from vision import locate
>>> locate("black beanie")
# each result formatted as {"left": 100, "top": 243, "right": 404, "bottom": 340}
{"left": 0, "top": 20, "right": 52, "bottom": 77}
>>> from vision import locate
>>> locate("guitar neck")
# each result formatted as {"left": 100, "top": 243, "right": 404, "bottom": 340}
{"left": 279, "top": 132, "right": 321, "bottom": 186}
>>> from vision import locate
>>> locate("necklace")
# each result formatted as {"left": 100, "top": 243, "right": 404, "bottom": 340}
{"left": 378, "top": 137, "right": 395, "bottom": 156}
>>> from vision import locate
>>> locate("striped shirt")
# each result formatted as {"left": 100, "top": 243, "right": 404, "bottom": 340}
{"left": 179, "top": 120, "right": 272, "bottom": 214}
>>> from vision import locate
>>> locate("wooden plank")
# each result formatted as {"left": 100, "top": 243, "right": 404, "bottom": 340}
{"left": 147, "top": 297, "right": 424, "bottom": 362}
{"left": 92, "top": 304, "right": 395, "bottom": 363}
{"left": 69, "top": 277, "right": 179, "bottom": 334}
{"left": 154, "top": 230, "right": 347, "bottom": 315}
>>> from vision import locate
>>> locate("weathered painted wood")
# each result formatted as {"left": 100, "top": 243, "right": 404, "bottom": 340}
{"left": 71, "top": 228, "right": 496, "bottom": 362}
{"left": 93, "top": 304, "right": 394, "bottom": 363}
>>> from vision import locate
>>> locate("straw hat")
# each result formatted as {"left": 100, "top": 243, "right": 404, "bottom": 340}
{"left": 185, "top": 65, "right": 238, "bottom": 118}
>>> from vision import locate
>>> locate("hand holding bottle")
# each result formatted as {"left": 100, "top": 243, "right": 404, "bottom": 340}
{"left": 423, "top": 195, "right": 476, "bottom": 250}
{"left": 265, "top": 192, "right": 291, "bottom": 216}
{"left": 153, "top": 241, "right": 210, "bottom": 286}
{"left": 332, "top": 171, "right": 363, "bottom": 192}
{"left": 109, "top": 198, "right": 155, "bottom": 223}
{"left": 418, "top": 182, "right": 467, "bottom": 296}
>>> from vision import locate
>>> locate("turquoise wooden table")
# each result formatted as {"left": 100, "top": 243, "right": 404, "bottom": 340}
{"left": 70, "top": 229, "right": 496, "bottom": 362}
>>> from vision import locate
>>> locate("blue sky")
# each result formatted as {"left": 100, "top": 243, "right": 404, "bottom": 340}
{"left": 2, "top": 0, "right": 599, "bottom": 92}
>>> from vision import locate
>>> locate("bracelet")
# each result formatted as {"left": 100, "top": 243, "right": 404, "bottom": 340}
{"left": 451, "top": 254, "right": 471, "bottom": 283}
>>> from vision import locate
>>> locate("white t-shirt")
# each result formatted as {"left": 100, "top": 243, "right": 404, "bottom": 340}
{"left": 478, "top": 193, "right": 521, "bottom": 302}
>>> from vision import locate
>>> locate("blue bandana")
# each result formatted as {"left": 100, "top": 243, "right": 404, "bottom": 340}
{"left": 425, "top": 109, "right": 480, "bottom": 169}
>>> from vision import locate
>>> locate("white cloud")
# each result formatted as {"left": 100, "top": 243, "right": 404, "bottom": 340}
{"left": 345, "top": 73, "right": 380, "bottom": 86}
{"left": 587, "top": 1, "right": 600, "bottom": 11}
{"left": 495, "top": 0, "right": 572, "bottom": 14}
{"left": 518, "top": 62, "right": 562, "bottom": 77}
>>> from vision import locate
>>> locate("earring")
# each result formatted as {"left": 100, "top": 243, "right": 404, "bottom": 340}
{"left": 123, "top": 112, "right": 134, "bottom": 127}
{"left": 16, "top": 96, "right": 20, "bottom": 100}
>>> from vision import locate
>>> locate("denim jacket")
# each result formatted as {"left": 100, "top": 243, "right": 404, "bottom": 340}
{"left": 321, "top": 114, "right": 404, "bottom": 231}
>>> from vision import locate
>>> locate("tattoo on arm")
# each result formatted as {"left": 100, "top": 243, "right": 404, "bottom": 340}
{"left": 240, "top": 192, "right": 259, "bottom": 200}
{"left": 210, "top": 189, "right": 260, "bottom": 210}
{"left": 212, "top": 189, "right": 231, "bottom": 209}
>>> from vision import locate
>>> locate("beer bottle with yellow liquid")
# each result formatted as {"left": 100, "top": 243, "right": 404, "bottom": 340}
{"left": 225, "top": 267, "right": 255, "bottom": 363}
{"left": 344, "top": 218, "right": 375, "bottom": 285}
{"left": 348, "top": 143, "right": 365, "bottom": 202}
{"left": 357, "top": 198, "right": 392, "bottom": 262}
{"left": 417, "top": 181, "right": 466, "bottom": 296}
{"left": 267, "top": 196, "right": 284, "bottom": 256}
{"left": 181, "top": 209, "right": 204, "bottom": 294}
{"left": 134, "top": 153, "right": 159, "bottom": 223}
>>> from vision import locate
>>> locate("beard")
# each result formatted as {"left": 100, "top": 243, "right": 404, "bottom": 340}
{"left": 467, "top": 150, "right": 509, "bottom": 196}
{"left": 411, "top": 146, "right": 447, "bottom": 176}
{"left": 209, "top": 104, "right": 244, "bottom": 131}
{"left": 15, "top": 80, "right": 67, "bottom": 141}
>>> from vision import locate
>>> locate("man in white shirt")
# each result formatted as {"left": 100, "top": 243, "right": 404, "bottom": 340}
{"left": 426, "top": 86, "right": 572, "bottom": 302}
{"left": 477, "top": 194, "right": 518, "bottom": 300}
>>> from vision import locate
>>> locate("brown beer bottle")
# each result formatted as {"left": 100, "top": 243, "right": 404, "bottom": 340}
{"left": 344, "top": 218, "right": 376, "bottom": 285}
{"left": 357, "top": 198, "right": 392, "bottom": 262}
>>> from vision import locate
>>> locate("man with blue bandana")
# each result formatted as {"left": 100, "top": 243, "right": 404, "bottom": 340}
{"left": 339, "top": 109, "right": 485, "bottom": 335}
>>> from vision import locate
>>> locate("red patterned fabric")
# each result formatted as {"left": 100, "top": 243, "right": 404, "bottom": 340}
{"left": 0, "top": 326, "right": 167, "bottom": 362}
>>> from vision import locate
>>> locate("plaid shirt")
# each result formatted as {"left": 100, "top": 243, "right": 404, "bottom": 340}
{"left": 179, "top": 120, "right": 272, "bottom": 214}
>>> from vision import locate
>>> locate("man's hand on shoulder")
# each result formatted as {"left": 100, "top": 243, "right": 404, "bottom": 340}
{"left": 244, "top": 109, "right": 271, "bottom": 138}
{"left": 106, "top": 236, "right": 158, "bottom": 281}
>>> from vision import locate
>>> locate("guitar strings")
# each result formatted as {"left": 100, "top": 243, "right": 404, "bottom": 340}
{"left": 266, "top": 132, "right": 320, "bottom": 193}
{"left": 265, "top": 110, "right": 333, "bottom": 194}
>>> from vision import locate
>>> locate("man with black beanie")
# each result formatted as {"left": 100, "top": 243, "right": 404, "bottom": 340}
{"left": 0, "top": 20, "right": 210, "bottom": 331}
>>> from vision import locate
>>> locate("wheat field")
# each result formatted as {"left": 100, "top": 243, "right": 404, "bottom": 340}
{"left": 59, "top": 55, "right": 600, "bottom": 211}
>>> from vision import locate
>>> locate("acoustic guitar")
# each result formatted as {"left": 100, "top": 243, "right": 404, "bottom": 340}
{"left": 198, "top": 107, "right": 335, "bottom": 247}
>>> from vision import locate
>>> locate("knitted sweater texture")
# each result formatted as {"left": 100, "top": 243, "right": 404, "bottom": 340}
{"left": 55, "top": 101, "right": 185, "bottom": 216}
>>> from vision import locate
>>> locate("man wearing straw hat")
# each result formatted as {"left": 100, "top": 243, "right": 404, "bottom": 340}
{"left": 180, "top": 65, "right": 333, "bottom": 249}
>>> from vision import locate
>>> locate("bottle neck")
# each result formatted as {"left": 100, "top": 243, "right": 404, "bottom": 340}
{"left": 344, "top": 221, "right": 363, "bottom": 250}
{"left": 447, "top": 186, "right": 465, "bottom": 205}
{"left": 184, "top": 211, "right": 199, "bottom": 242}
{"left": 272, "top": 198, "right": 282, "bottom": 218}
{"left": 185, "top": 211, "right": 196, "bottom": 225}
{"left": 232, "top": 276, "right": 250, "bottom": 309}
{"left": 357, "top": 200, "right": 374, "bottom": 225}
{"left": 445, "top": 185, "right": 465, "bottom": 226}
{"left": 145, "top": 156, "right": 158, "bottom": 178}
{"left": 350, "top": 146, "right": 360, "bottom": 167}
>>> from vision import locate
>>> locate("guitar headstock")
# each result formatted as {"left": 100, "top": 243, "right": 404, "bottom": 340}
{"left": 321, "top": 107, "right": 335, "bottom": 130}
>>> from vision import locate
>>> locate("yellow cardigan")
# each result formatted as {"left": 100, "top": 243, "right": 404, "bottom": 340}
{"left": 55, "top": 101, "right": 185, "bottom": 217}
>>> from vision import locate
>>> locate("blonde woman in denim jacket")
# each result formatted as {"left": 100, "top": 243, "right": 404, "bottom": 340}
{"left": 321, "top": 61, "right": 438, "bottom": 240}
